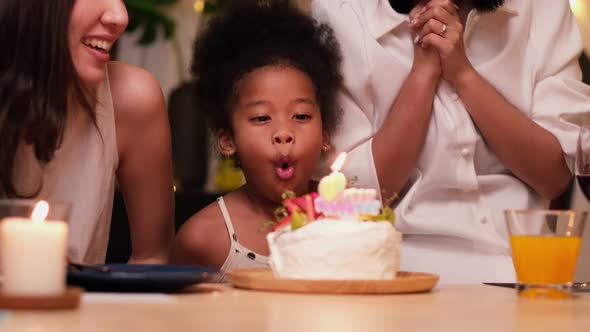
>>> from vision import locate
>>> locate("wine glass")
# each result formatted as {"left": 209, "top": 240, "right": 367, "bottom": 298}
{"left": 576, "top": 126, "right": 590, "bottom": 201}
{"left": 573, "top": 125, "right": 590, "bottom": 292}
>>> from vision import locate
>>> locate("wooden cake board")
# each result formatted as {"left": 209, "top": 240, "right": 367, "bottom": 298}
{"left": 0, "top": 286, "right": 82, "bottom": 310}
{"left": 227, "top": 268, "right": 439, "bottom": 294}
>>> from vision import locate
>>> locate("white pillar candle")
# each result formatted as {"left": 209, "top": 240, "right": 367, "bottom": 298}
{"left": 0, "top": 201, "right": 68, "bottom": 296}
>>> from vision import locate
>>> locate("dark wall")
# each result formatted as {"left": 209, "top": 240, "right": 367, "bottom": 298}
{"left": 106, "top": 191, "right": 217, "bottom": 263}
{"left": 581, "top": 51, "right": 590, "bottom": 84}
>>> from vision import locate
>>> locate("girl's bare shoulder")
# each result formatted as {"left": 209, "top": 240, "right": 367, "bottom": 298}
{"left": 172, "top": 199, "right": 230, "bottom": 268}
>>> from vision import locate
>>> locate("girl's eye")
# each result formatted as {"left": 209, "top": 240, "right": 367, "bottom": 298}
{"left": 251, "top": 115, "right": 271, "bottom": 122}
{"left": 294, "top": 114, "right": 312, "bottom": 120}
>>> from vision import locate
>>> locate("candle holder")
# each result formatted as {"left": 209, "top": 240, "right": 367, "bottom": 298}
{"left": 0, "top": 199, "right": 81, "bottom": 310}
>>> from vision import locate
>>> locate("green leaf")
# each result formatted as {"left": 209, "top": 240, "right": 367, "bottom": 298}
{"left": 360, "top": 193, "right": 397, "bottom": 225}
{"left": 281, "top": 191, "right": 296, "bottom": 200}
{"left": 124, "top": 0, "right": 178, "bottom": 46}
{"left": 138, "top": 18, "right": 156, "bottom": 45}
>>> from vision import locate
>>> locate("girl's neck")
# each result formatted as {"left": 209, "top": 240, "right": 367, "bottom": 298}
{"left": 237, "top": 186, "right": 280, "bottom": 221}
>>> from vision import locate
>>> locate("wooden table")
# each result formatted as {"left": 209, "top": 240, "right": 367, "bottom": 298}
{"left": 1, "top": 284, "right": 589, "bottom": 332}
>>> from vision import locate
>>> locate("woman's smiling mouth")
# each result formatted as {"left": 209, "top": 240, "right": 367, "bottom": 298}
{"left": 82, "top": 37, "right": 113, "bottom": 54}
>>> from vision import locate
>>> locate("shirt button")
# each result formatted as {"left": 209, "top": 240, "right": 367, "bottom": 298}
{"left": 480, "top": 217, "right": 488, "bottom": 224}
{"left": 461, "top": 147, "right": 470, "bottom": 157}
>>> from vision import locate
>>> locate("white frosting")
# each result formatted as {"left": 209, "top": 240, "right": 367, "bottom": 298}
{"left": 267, "top": 219, "right": 401, "bottom": 280}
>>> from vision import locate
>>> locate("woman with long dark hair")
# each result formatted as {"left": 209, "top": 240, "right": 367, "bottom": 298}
{"left": 313, "top": 0, "right": 590, "bottom": 283}
{"left": 0, "top": 0, "right": 174, "bottom": 264}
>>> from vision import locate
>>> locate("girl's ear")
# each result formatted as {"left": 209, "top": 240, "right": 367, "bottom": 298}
{"left": 217, "top": 129, "right": 236, "bottom": 157}
{"left": 321, "top": 129, "right": 331, "bottom": 153}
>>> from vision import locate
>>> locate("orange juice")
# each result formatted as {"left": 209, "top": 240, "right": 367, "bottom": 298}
{"left": 510, "top": 235, "right": 581, "bottom": 284}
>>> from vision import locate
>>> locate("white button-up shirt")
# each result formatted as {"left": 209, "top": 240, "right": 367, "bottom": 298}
{"left": 312, "top": 0, "right": 590, "bottom": 283}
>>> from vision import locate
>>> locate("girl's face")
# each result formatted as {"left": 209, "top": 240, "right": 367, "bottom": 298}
{"left": 219, "top": 65, "right": 328, "bottom": 204}
{"left": 69, "top": 0, "right": 128, "bottom": 88}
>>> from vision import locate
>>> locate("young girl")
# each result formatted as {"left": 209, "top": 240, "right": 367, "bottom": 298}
{"left": 171, "top": 0, "right": 343, "bottom": 281}
{"left": 0, "top": 0, "right": 174, "bottom": 264}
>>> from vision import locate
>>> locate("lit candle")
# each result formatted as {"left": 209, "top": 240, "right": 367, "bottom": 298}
{"left": 318, "top": 152, "right": 347, "bottom": 202}
{"left": 0, "top": 201, "right": 68, "bottom": 296}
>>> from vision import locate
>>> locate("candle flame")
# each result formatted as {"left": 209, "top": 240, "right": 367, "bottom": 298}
{"left": 330, "top": 152, "right": 347, "bottom": 172}
{"left": 31, "top": 200, "right": 49, "bottom": 223}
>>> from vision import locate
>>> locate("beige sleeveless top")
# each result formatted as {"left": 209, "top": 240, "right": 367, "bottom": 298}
{"left": 11, "top": 73, "right": 118, "bottom": 264}
{"left": 213, "top": 197, "right": 269, "bottom": 283}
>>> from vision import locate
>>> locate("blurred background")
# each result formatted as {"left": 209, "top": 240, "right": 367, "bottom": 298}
{"left": 107, "top": 0, "right": 590, "bottom": 280}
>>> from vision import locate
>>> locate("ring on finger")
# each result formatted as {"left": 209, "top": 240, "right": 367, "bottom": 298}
{"left": 439, "top": 23, "right": 447, "bottom": 37}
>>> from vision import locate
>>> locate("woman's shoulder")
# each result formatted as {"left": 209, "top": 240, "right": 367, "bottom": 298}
{"left": 107, "top": 62, "right": 168, "bottom": 157}
{"left": 107, "top": 61, "right": 165, "bottom": 120}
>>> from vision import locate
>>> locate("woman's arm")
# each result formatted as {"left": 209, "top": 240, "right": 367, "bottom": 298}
{"left": 371, "top": 4, "right": 443, "bottom": 199}
{"left": 312, "top": 1, "right": 443, "bottom": 199}
{"left": 372, "top": 67, "right": 439, "bottom": 199}
{"left": 415, "top": 0, "right": 574, "bottom": 199}
{"left": 109, "top": 62, "right": 174, "bottom": 263}
{"left": 452, "top": 71, "right": 571, "bottom": 199}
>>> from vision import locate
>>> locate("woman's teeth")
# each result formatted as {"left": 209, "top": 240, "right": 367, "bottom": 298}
{"left": 83, "top": 38, "right": 112, "bottom": 53}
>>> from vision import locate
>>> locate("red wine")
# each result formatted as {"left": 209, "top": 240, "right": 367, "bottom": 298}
{"left": 577, "top": 175, "right": 590, "bottom": 201}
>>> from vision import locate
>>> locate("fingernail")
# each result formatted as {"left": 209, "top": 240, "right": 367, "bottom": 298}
{"left": 410, "top": 18, "right": 417, "bottom": 25}
{"left": 420, "top": 7, "right": 427, "bottom": 13}
{"left": 414, "top": 35, "right": 421, "bottom": 44}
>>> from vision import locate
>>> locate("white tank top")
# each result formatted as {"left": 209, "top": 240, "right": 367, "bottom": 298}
{"left": 11, "top": 72, "right": 118, "bottom": 264}
{"left": 213, "top": 197, "right": 269, "bottom": 283}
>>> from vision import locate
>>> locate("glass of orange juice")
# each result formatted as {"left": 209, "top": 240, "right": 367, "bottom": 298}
{"left": 505, "top": 209, "right": 587, "bottom": 298}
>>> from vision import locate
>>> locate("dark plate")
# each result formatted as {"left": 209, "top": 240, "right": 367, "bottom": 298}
{"left": 67, "top": 264, "right": 217, "bottom": 293}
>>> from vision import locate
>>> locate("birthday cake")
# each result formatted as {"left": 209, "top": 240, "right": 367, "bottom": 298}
{"left": 267, "top": 184, "right": 401, "bottom": 280}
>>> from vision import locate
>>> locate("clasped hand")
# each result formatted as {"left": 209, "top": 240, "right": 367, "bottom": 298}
{"left": 409, "top": 0, "right": 474, "bottom": 86}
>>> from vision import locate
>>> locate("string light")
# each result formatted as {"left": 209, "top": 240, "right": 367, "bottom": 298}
{"left": 194, "top": 0, "right": 205, "bottom": 13}
{"left": 570, "top": 0, "right": 587, "bottom": 20}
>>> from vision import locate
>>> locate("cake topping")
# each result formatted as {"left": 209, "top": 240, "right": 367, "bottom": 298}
{"left": 271, "top": 192, "right": 320, "bottom": 231}
{"left": 315, "top": 188, "right": 381, "bottom": 217}
{"left": 269, "top": 189, "right": 396, "bottom": 232}
{"left": 268, "top": 152, "right": 396, "bottom": 232}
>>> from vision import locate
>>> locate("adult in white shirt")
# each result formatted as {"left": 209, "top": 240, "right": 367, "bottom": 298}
{"left": 312, "top": 0, "right": 590, "bottom": 283}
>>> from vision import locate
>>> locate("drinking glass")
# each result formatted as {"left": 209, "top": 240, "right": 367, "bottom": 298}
{"left": 576, "top": 125, "right": 590, "bottom": 200}
{"left": 506, "top": 209, "right": 586, "bottom": 298}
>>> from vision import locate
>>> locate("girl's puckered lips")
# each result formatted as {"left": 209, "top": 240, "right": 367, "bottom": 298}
{"left": 275, "top": 156, "right": 295, "bottom": 180}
